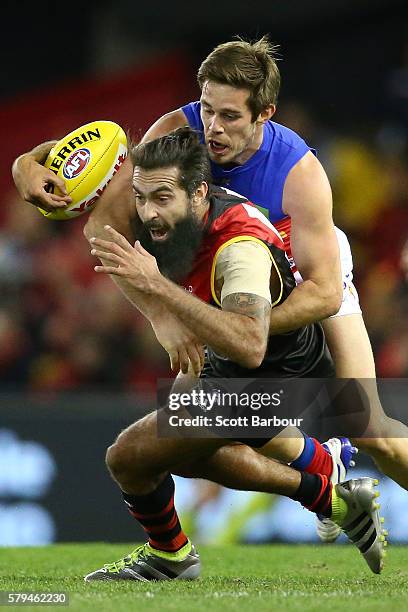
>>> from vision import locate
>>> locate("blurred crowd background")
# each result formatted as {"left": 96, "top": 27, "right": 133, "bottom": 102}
{"left": 1, "top": 0, "right": 407, "bottom": 390}
{"left": 0, "top": 0, "right": 407, "bottom": 546}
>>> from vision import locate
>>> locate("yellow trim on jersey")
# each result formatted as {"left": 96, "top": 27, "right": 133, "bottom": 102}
{"left": 210, "top": 236, "right": 284, "bottom": 308}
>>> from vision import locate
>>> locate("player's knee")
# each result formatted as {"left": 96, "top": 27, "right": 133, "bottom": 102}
{"left": 105, "top": 432, "right": 144, "bottom": 479}
{"left": 105, "top": 442, "right": 129, "bottom": 479}
{"left": 356, "top": 432, "right": 396, "bottom": 461}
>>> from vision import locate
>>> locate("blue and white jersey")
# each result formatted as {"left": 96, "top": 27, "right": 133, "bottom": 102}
{"left": 182, "top": 101, "right": 311, "bottom": 223}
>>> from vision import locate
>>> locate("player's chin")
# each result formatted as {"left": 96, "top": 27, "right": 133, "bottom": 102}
{"left": 207, "top": 147, "right": 233, "bottom": 163}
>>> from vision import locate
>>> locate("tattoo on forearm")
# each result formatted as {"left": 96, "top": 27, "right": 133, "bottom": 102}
{"left": 222, "top": 293, "right": 271, "bottom": 335}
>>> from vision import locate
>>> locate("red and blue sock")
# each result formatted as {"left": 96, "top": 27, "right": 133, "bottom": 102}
{"left": 290, "top": 433, "right": 333, "bottom": 479}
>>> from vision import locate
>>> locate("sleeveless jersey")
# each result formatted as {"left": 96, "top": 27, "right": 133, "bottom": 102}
{"left": 181, "top": 187, "right": 329, "bottom": 378}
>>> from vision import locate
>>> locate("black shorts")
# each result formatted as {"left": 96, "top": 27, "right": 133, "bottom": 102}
{"left": 189, "top": 347, "right": 336, "bottom": 449}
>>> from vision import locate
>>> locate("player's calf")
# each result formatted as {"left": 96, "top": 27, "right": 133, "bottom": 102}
{"left": 85, "top": 472, "right": 199, "bottom": 582}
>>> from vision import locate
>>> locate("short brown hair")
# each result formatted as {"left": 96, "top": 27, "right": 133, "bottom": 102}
{"left": 197, "top": 36, "right": 281, "bottom": 121}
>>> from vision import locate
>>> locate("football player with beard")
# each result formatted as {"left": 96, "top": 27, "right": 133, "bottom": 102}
{"left": 79, "top": 128, "right": 384, "bottom": 580}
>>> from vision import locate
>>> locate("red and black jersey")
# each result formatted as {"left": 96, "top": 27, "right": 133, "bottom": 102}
{"left": 181, "top": 187, "right": 334, "bottom": 379}
{"left": 181, "top": 187, "right": 295, "bottom": 308}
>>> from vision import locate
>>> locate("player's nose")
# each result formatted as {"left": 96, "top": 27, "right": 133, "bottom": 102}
{"left": 143, "top": 201, "right": 160, "bottom": 222}
{"left": 208, "top": 115, "right": 224, "bottom": 134}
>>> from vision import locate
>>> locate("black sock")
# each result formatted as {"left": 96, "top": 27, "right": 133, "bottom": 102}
{"left": 291, "top": 472, "right": 332, "bottom": 517}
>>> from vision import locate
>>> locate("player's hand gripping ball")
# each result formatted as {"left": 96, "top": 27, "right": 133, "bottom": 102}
{"left": 39, "top": 120, "right": 128, "bottom": 220}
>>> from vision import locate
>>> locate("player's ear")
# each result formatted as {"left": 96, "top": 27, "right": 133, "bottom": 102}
{"left": 257, "top": 104, "right": 276, "bottom": 124}
{"left": 193, "top": 181, "right": 209, "bottom": 203}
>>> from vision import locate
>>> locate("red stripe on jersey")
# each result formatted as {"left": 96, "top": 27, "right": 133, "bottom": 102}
{"left": 210, "top": 202, "right": 285, "bottom": 251}
{"left": 274, "top": 216, "right": 292, "bottom": 253}
{"left": 274, "top": 216, "right": 298, "bottom": 275}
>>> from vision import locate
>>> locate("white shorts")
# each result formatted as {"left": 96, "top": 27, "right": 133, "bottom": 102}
{"left": 295, "top": 226, "right": 362, "bottom": 318}
{"left": 332, "top": 226, "right": 362, "bottom": 317}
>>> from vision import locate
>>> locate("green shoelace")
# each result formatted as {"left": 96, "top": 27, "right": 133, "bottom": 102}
{"left": 104, "top": 544, "right": 148, "bottom": 574}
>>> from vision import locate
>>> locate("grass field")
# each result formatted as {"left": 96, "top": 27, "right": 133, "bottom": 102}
{"left": 1, "top": 544, "right": 407, "bottom": 611}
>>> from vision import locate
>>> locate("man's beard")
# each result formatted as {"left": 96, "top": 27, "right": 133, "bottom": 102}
{"left": 135, "top": 212, "right": 204, "bottom": 282}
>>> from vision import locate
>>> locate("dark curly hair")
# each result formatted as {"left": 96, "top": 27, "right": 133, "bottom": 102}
{"left": 131, "top": 127, "right": 212, "bottom": 197}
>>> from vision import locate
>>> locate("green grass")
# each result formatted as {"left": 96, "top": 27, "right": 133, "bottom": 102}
{"left": 1, "top": 544, "right": 407, "bottom": 611}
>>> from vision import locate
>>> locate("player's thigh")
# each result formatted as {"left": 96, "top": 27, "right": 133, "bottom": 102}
{"left": 322, "top": 313, "right": 389, "bottom": 431}
{"left": 114, "top": 408, "right": 226, "bottom": 473}
{"left": 322, "top": 313, "right": 376, "bottom": 377}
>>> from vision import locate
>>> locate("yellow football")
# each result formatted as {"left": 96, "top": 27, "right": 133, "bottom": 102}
{"left": 39, "top": 120, "right": 128, "bottom": 220}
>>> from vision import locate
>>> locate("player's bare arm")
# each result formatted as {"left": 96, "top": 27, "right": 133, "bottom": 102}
{"left": 141, "top": 109, "right": 188, "bottom": 144}
{"left": 88, "top": 224, "right": 204, "bottom": 376}
{"left": 151, "top": 284, "right": 270, "bottom": 370}
{"left": 12, "top": 140, "right": 71, "bottom": 211}
{"left": 11, "top": 109, "right": 186, "bottom": 234}
{"left": 222, "top": 292, "right": 270, "bottom": 346}
{"left": 10, "top": 111, "right": 187, "bottom": 316}
{"left": 91, "top": 227, "right": 271, "bottom": 369}
{"left": 83, "top": 111, "right": 198, "bottom": 370}
{"left": 10, "top": 124, "right": 204, "bottom": 379}
{"left": 268, "top": 151, "right": 342, "bottom": 334}
{"left": 83, "top": 111, "right": 193, "bottom": 347}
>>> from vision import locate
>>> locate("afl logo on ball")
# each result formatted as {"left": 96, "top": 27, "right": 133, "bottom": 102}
{"left": 63, "top": 148, "right": 91, "bottom": 179}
